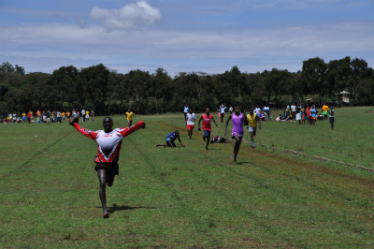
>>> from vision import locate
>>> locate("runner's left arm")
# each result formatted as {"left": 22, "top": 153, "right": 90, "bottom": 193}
{"left": 212, "top": 116, "right": 218, "bottom": 127}
{"left": 118, "top": 120, "right": 145, "bottom": 137}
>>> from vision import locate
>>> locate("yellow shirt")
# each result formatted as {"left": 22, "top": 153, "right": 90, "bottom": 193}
{"left": 247, "top": 113, "right": 257, "bottom": 127}
{"left": 125, "top": 112, "right": 134, "bottom": 121}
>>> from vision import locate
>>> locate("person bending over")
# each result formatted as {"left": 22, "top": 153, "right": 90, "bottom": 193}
{"left": 155, "top": 130, "right": 184, "bottom": 147}
{"left": 70, "top": 117, "right": 145, "bottom": 218}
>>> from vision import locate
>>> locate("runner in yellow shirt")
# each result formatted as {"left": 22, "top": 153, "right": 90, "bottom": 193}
{"left": 246, "top": 108, "right": 261, "bottom": 148}
{"left": 125, "top": 110, "right": 134, "bottom": 127}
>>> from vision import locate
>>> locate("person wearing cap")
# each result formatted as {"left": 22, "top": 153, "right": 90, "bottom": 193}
{"left": 69, "top": 116, "right": 146, "bottom": 218}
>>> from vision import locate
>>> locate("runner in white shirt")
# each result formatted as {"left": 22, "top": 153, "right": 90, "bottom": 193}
{"left": 183, "top": 105, "right": 189, "bottom": 121}
{"left": 291, "top": 104, "right": 297, "bottom": 120}
{"left": 186, "top": 109, "right": 196, "bottom": 139}
{"left": 219, "top": 104, "right": 226, "bottom": 123}
{"left": 70, "top": 117, "right": 146, "bottom": 218}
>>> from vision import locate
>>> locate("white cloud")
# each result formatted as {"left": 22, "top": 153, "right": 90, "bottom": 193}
{"left": 90, "top": 1, "right": 161, "bottom": 30}
{"left": 0, "top": 22, "right": 373, "bottom": 74}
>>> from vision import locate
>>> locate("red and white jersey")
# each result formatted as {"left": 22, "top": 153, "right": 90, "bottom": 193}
{"left": 73, "top": 121, "right": 144, "bottom": 163}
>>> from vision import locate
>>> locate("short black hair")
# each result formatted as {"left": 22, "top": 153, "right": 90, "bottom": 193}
{"left": 103, "top": 117, "right": 113, "bottom": 123}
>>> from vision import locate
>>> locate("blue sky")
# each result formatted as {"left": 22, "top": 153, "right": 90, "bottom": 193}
{"left": 1, "top": 0, "right": 373, "bottom": 74}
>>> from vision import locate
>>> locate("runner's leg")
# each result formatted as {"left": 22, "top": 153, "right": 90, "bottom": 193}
{"left": 205, "top": 131, "right": 210, "bottom": 150}
{"left": 107, "top": 172, "right": 115, "bottom": 187}
{"left": 233, "top": 136, "right": 242, "bottom": 162}
{"left": 97, "top": 169, "right": 109, "bottom": 218}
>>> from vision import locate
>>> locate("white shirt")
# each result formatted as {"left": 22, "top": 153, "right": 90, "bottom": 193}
{"left": 186, "top": 113, "right": 196, "bottom": 125}
{"left": 183, "top": 106, "right": 189, "bottom": 113}
{"left": 220, "top": 106, "right": 226, "bottom": 113}
{"left": 291, "top": 105, "right": 297, "bottom": 112}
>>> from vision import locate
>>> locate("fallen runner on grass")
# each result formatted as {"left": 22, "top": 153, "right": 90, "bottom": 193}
{"left": 155, "top": 130, "right": 184, "bottom": 147}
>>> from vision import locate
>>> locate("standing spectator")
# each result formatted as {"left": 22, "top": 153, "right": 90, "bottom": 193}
{"left": 27, "top": 110, "right": 33, "bottom": 124}
{"left": 81, "top": 108, "right": 86, "bottom": 122}
{"left": 329, "top": 108, "right": 335, "bottom": 130}
{"left": 57, "top": 111, "right": 62, "bottom": 123}
{"left": 291, "top": 104, "right": 297, "bottom": 120}
{"left": 295, "top": 105, "right": 302, "bottom": 125}
{"left": 85, "top": 110, "right": 90, "bottom": 121}
{"left": 310, "top": 105, "right": 317, "bottom": 125}
{"left": 263, "top": 105, "right": 270, "bottom": 119}
{"left": 219, "top": 104, "right": 226, "bottom": 123}
{"left": 183, "top": 105, "right": 189, "bottom": 121}
{"left": 322, "top": 104, "right": 329, "bottom": 119}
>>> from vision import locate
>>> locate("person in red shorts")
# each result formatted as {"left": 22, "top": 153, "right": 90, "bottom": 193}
{"left": 198, "top": 107, "right": 218, "bottom": 150}
{"left": 186, "top": 109, "right": 196, "bottom": 139}
{"left": 69, "top": 117, "right": 146, "bottom": 218}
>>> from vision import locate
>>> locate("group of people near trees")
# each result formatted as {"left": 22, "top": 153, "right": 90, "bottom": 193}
{"left": 1, "top": 109, "right": 94, "bottom": 124}
{"left": 276, "top": 103, "right": 335, "bottom": 130}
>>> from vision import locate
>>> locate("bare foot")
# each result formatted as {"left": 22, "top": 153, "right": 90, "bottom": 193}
{"left": 103, "top": 210, "right": 110, "bottom": 218}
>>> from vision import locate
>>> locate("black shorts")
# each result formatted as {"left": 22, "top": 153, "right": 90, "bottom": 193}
{"left": 95, "top": 162, "right": 119, "bottom": 175}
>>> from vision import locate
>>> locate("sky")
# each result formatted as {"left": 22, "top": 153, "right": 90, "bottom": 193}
{"left": 0, "top": 0, "right": 374, "bottom": 74}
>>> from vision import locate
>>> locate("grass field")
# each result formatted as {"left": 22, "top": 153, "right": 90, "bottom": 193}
{"left": 0, "top": 107, "right": 373, "bottom": 249}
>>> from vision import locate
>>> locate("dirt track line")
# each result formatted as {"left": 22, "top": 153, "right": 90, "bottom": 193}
{"left": 0, "top": 130, "right": 74, "bottom": 179}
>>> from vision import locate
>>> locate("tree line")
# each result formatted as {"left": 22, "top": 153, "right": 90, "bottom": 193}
{"left": 0, "top": 56, "right": 373, "bottom": 115}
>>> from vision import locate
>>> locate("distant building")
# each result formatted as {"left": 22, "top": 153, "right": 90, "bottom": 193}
{"left": 340, "top": 90, "right": 350, "bottom": 104}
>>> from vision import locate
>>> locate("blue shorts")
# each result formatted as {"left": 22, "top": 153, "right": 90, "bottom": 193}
{"left": 203, "top": 130, "right": 211, "bottom": 137}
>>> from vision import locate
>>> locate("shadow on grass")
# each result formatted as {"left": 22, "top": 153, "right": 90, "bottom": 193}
{"left": 236, "top": 161, "right": 252, "bottom": 165}
{"left": 96, "top": 203, "right": 157, "bottom": 214}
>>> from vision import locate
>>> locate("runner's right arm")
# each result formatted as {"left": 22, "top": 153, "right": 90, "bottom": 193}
{"left": 71, "top": 122, "right": 98, "bottom": 139}
{"left": 176, "top": 134, "right": 184, "bottom": 147}
{"left": 225, "top": 115, "right": 232, "bottom": 136}
{"left": 198, "top": 116, "right": 202, "bottom": 131}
